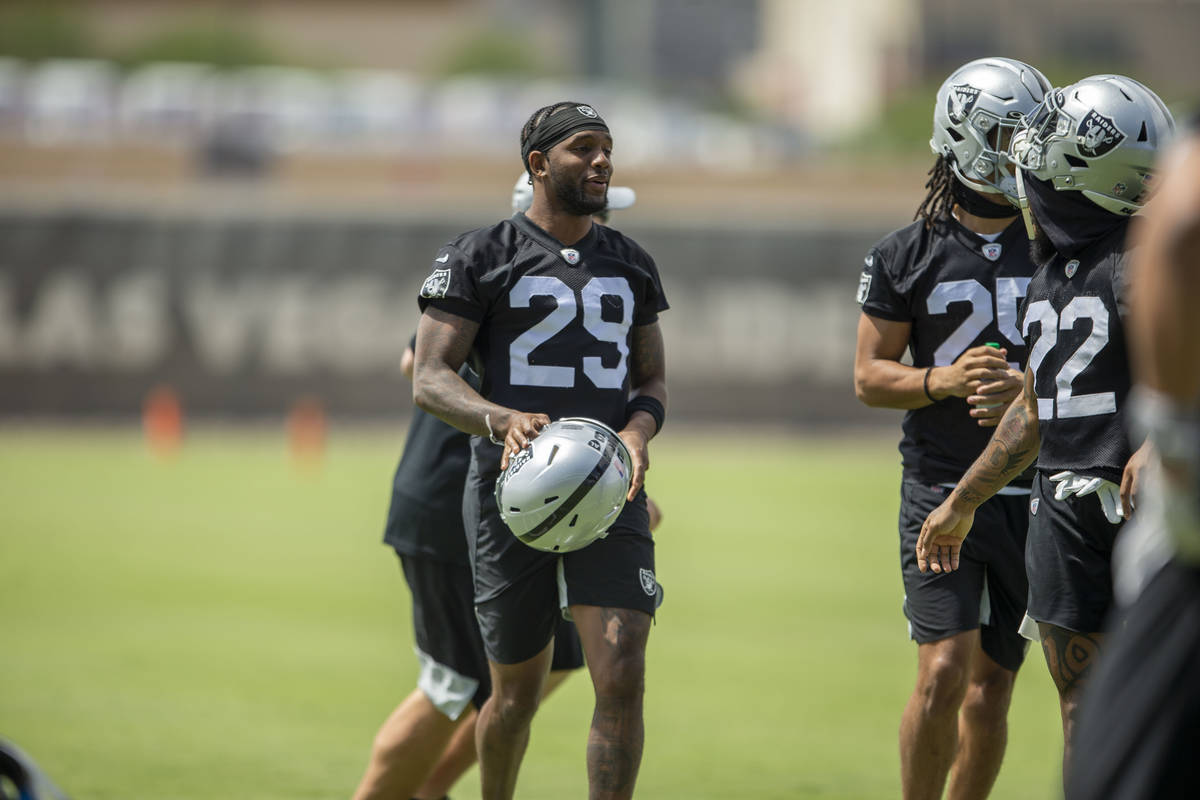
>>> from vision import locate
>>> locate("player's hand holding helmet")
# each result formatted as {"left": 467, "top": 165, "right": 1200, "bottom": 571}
{"left": 930, "top": 57, "right": 1052, "bottom": 204}
{"left": 1010, "top": 74, "right": 1175, "bottom": 217}
{"left": 495, "top": 418, "right": 633, "bottom": 553}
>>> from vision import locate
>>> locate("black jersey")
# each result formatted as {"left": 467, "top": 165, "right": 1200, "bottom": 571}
{"left": 418, "top": 212, "right": 668, "bottom": 475}
{"left": 382, "top": 361, "right": 479, "bottom": 566}
{"left": 859, "top": 217, "right": 1038, "bottom": 485}
{"left": 1018, "top": 224, "right": 1134, "bottom": 484}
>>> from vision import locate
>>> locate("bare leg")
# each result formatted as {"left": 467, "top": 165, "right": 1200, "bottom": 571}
{"left": 899, "top": 630, "right": 976, "bottom": 800}
{"left": 1038, "top": 623, "right": 1104, "bottom": 786}
{"left": 476, "top": 641, "right": 554, "bottom": 800}
{"left": 416, "top": 669, "right": 575, "bottom": 799}
{"left": 572, "top": 605, "right": 652, "bottom": 800}
{"left": 352, "top": 689, "right": 463, "bottom": 800}
{"left": 414, "top": 707, "right": 478, "bottom": 800}
{"left": 946, "top": 646, "right": 1016, "bottom": 800}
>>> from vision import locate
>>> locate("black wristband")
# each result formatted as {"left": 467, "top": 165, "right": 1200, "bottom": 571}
{"left": 626, "top": 396, "right": 665, "bottom": 434}
{"left": 923, "top": 367, "right": 937, "bottom": 403}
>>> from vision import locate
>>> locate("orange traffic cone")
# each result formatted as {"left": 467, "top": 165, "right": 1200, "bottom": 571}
{"left": 287, "top": 396, "right": 326, "bottom": 469}
{"left": 143, "top": 385, "right": 184, "bottom": 459}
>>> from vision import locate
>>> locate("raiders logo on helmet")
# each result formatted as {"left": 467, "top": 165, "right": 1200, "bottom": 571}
{"left": 1077, "top": 110, "right": 1125, "bottom": 158}
{"left": 947, "top": 84, "right": 981, "bottom": 125}
{"left": 576, "top": 105, "right": 598, "bottom": 118}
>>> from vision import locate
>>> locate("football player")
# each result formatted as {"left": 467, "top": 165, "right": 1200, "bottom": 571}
{"left": 352, "top": 181, "right": 651, "bottom": 800}
{"left": 1065, "top": 113, "right": 1200, "bottom": 800}
{"left": 916, "top": 75, "right": 1175, "bottom": 782}
{"left": 412, "top": 102, "right": 668, "bottom": 800}
{"left": 854, "top": 57, "right": 1051, "bottom": 800}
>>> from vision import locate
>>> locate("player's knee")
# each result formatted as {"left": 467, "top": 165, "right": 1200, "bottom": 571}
{"left": 915, "top": 654, "right": 970, "bottom": 716}
{"left": 590, "top": 650, "right": 646, "bottom": 702}
{"left": 961, "top": 669, "right": 1015, "bottom": 722}
{"left": 489, "top": 689, "right": 541, "bottom": 731}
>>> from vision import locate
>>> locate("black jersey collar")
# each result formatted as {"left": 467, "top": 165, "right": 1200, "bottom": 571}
{"left": 511, "top": 212, "right": 598, "bottom": 262}
{"left": 946, "top": 215, "right": 1025, "bottom": 255}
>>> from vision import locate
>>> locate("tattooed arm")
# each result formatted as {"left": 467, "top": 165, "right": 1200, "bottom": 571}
{"left": 413, "top": 307, "right": 549, "bottom": 469}
{"left": 619, "top": 322, "right": 668, "bottom": 500}
{"left": 915, "top": 366, "right": 1041, "bottom": 573}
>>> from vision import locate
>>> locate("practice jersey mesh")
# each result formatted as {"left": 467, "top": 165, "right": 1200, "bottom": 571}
{"left": 859, "top": 217, "right": 1038, "bottom": 485}
{"left": 1018, "top": 223, "right": 1134, "bottom": 483}
{"left": 418, "top": 213, "right": 668, "bottom": 476}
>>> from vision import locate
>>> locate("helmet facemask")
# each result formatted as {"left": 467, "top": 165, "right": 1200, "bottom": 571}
{"left": 930, "top": 58, "right": 1052, "bottom": 205}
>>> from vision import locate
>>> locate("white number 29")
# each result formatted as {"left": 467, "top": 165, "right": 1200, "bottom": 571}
{"left": 508, "top": 275, "right": 634, "bottom": 389}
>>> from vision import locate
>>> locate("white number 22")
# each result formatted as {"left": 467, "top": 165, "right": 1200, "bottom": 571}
{"left": 508, "top": 275, "right": 633, "bottom": 389}
{"left": 1022, "top": 297, "right": 1115, "bottom": 420}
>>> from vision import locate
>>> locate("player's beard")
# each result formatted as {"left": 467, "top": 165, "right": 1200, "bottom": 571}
{"left": 1026, "top": 211, "right": 1059, "bottom": 266}
{"left": 548, "top": 163, "right": 607, "bottom": 217}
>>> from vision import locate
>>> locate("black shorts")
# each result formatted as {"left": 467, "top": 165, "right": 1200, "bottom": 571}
{"left": 399, "top": 554, "right": 583, "bottom": 717}
{"left": 1065, "top": 561, "right": 1200, "bottom": 800}
{"left": 465, "top": 462, "right": 659, "bottom": 665}
{"left": 899, "top": 480, "right": 1030, "bottom": 671}
{"left": 1025, "top": 471, "right": 1122, "bottom": 634}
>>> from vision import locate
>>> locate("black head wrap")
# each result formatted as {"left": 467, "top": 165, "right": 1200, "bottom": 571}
{"left": 521, "top": 104, "right": 610, "bottom": 173}
{"left": 1021, "top": 171, "right": 1127, "bottom": 259}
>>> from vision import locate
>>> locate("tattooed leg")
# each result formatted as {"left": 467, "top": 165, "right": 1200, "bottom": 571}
{"left": 572, "top": 605, "right": 652, "bottom": 800}
{"left": 1038, "top": 622, "right": 1105, "bottom": 783}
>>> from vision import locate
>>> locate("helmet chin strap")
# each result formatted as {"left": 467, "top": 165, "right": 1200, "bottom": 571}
{"left": 951, "top": 177, "right": 1017, "bottom": 219}
{"left": 1015, "top": 168, "right": 1039, "bottom": 240}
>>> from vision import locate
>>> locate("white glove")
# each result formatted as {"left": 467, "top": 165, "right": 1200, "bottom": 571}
{"left": 1049, "top": 470, "right": 1126, "bottom": 524}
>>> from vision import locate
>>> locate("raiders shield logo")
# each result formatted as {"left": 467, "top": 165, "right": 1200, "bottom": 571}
{"left": 639, "top": 568, "right": 657, "bottom": 597}
{"left": 947, "top": 83, "right": 981, "bottom": 125}
{"left": 420, "top": 267, "right": 451, "bottom": 299}
{"left": 1077, "top": 110, "right": 1125, "bottom": 158}
{"left": 856, "top": 271, "right": 872, "bottom": 305}
{"left": 560, "top": 248, "right": 581, "bottom": 265}
{"left": 1030, "top": 497, "right": 1039, "bottom": 516}
{"left": 982, "top": 243, "right": 1003, "bottom": 262}
{"left": 576, "top": 105, "right": 598, "bottom": 118}
{"left": 1065, "top": 259, "right": 1079, "bottom": 278}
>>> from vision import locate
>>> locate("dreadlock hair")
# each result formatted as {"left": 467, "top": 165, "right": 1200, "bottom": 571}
{"left": 914, "top": 154, "right": 956, "bottom": 228}
{"left": 520, "top": 101, "right": 584, "bottom": 172}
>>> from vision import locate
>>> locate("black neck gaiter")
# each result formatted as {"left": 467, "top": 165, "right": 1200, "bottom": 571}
{"left": 1021, "top": 172, "right": 1127, "bottom": 259}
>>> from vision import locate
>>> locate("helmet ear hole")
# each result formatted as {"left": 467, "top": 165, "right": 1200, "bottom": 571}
{"left": 1064, "top": 154, "right": 1088, "bottom": 168}
{"left": 946, "top": 127, "right": 965, "bottom": 143}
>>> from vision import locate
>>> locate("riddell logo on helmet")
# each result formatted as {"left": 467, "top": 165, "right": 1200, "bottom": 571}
{"left": 1077, "top": 110, "right": 1125, "bottom": 158}
{"left": 947, "top": 84, "right": 981, "bottom": 124}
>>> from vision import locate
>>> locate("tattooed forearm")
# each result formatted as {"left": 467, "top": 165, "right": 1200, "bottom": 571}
{"left": 413, "top": 307, "right": 513, "bottom": 437}
{"left": 628, "top": 323, "right": 667, "bottom": 403}
{"left": 952, "top": 393, "right": 1040, "bottom": 509}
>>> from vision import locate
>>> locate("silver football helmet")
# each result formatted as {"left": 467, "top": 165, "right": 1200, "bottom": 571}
{"left": 495, "top": 417, "right": 633, "bottom": 553}
{"left": 930, "top": 57, "right": 1052, "bottom": 203}
{"left": 1010, "top": 74, "right": 1175, "bottom": 216}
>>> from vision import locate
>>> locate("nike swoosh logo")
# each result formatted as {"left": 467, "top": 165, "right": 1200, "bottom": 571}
{"left": 435, "top": 253, "right": 449, "bottom": 263}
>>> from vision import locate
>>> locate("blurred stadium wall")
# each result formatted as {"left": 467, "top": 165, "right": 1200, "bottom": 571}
{"left": 0, "top": 0, "right": 1194, "bottom": 424}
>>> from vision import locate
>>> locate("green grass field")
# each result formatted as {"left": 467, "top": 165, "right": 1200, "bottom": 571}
{"left": 0, "top": 427, "right": 1064, "bottom": 799}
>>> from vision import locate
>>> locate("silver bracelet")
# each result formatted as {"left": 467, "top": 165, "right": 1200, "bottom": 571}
{"left": 484, "top": 412, "right": 503, "bottom": 446}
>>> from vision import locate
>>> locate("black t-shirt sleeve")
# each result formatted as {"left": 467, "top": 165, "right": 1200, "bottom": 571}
{"left": 633, "top": 250, "right": 669, "bottom": 326}
{"left": 417, "top": 242, "right": 486, "bottom": 321}
{"left": 857, "top": 246, "right": 910, "bottom": 322}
